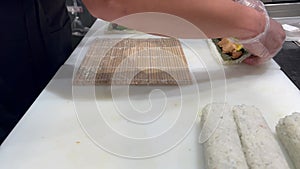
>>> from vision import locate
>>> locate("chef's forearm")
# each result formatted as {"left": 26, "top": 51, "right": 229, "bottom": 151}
{"left": 82, "top": 0, "right": 265, "bottom": 39}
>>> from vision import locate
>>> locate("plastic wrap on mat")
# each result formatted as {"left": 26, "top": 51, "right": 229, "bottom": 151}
{"left": 73, "top": 38, "right": 192, "bottom": 85}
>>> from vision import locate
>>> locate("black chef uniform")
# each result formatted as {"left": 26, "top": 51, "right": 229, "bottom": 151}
{"left": 0, "top": 0, "right": 72, "bottom": 143}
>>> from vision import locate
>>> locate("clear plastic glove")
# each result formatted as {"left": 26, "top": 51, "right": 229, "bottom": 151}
{"left": 233, "top": 0, "right": 286, "bottom": 65}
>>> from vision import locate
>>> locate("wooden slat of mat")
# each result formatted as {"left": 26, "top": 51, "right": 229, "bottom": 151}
{"left": 73, "top": 38, "right": 192, "bottom": 85}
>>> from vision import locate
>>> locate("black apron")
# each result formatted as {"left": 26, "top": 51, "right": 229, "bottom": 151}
{"left": 0, "top": 0, "right": 72, "bottom": 142}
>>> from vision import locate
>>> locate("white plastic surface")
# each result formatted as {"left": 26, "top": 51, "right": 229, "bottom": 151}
{"left": 0, "top": 19, "right": 299, "bottom": 169}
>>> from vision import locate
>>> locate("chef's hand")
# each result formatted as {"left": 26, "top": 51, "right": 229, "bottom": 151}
{"left": 233, "top": 0, "right": 286, "bottom": 65}
{"left": 242, "top": 18, "right": 286, "bottom": 65}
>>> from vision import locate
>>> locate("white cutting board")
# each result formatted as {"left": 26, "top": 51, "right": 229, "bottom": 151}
{"left": 0, "top": 19, "right": 299, "bottom": 169}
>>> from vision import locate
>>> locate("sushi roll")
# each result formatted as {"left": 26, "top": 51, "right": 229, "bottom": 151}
{"left": 207, "top": 38, "right": 251, "bottom": 64}
{"left": 233, "top": 105, "right": 290, "bottom": 169}
{"left": 276, "top": 112, "right": 300, "bottom": 169}
{"left": 199, "top": 103, "right": 248, "bottom": 169}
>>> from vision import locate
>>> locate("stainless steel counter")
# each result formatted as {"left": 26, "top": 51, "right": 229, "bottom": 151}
{"left": 265, "top": 2, "right": 300, "bottom": 89}
{"left": 266, "top": 2, "right": 300, "bottom": 18}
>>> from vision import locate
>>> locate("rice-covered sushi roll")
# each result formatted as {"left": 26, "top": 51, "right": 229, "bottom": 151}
{"left": 233, "top": 105, "right": 290, "bottom": 169}
{"left": 276, "top": 112, "right": 300, "bottom": 169}
{"left": 199, "top": 103, "right": 248, "bottom": 169}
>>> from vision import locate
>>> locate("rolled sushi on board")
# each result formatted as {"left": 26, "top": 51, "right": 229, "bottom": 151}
{"left": 232, "top": 105, "right": 290, "bottom": 169}
{"left": 207, "top": 38, "right": 251, "bottom": 64}
{"left": 199, "top": 103, "right": 248, "bottom": 169}
{"left": 276, "top": 112, "right": 300, "bottom": 169}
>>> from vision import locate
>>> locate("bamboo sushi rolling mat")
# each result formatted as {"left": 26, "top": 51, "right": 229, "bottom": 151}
{"left": 73, "top": 38, "right": 192, "bottom": 85}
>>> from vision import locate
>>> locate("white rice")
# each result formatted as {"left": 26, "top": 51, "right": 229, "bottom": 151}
{"left": 233, "top": 105, "right": 290, "bottom": 169}
{"left": 276, "top": 112, "right": 300, "bottom": 169}
{"left": 199, "top": 103, "right": 248, "bottom": 169}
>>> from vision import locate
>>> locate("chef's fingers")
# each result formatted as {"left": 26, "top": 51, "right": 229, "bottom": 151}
{"left": 243, "top": 55, "right": 268, "bottom": 65}
{"left": 233, "top": 0, "right": 285, "bottom": 65}
{"left": 242, "top": 19, "right": 285, "bottom": 59}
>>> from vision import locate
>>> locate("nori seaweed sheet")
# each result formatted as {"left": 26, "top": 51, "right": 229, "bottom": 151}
{"left": 212, "top": 38, "right": 249, "bottom": 61}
